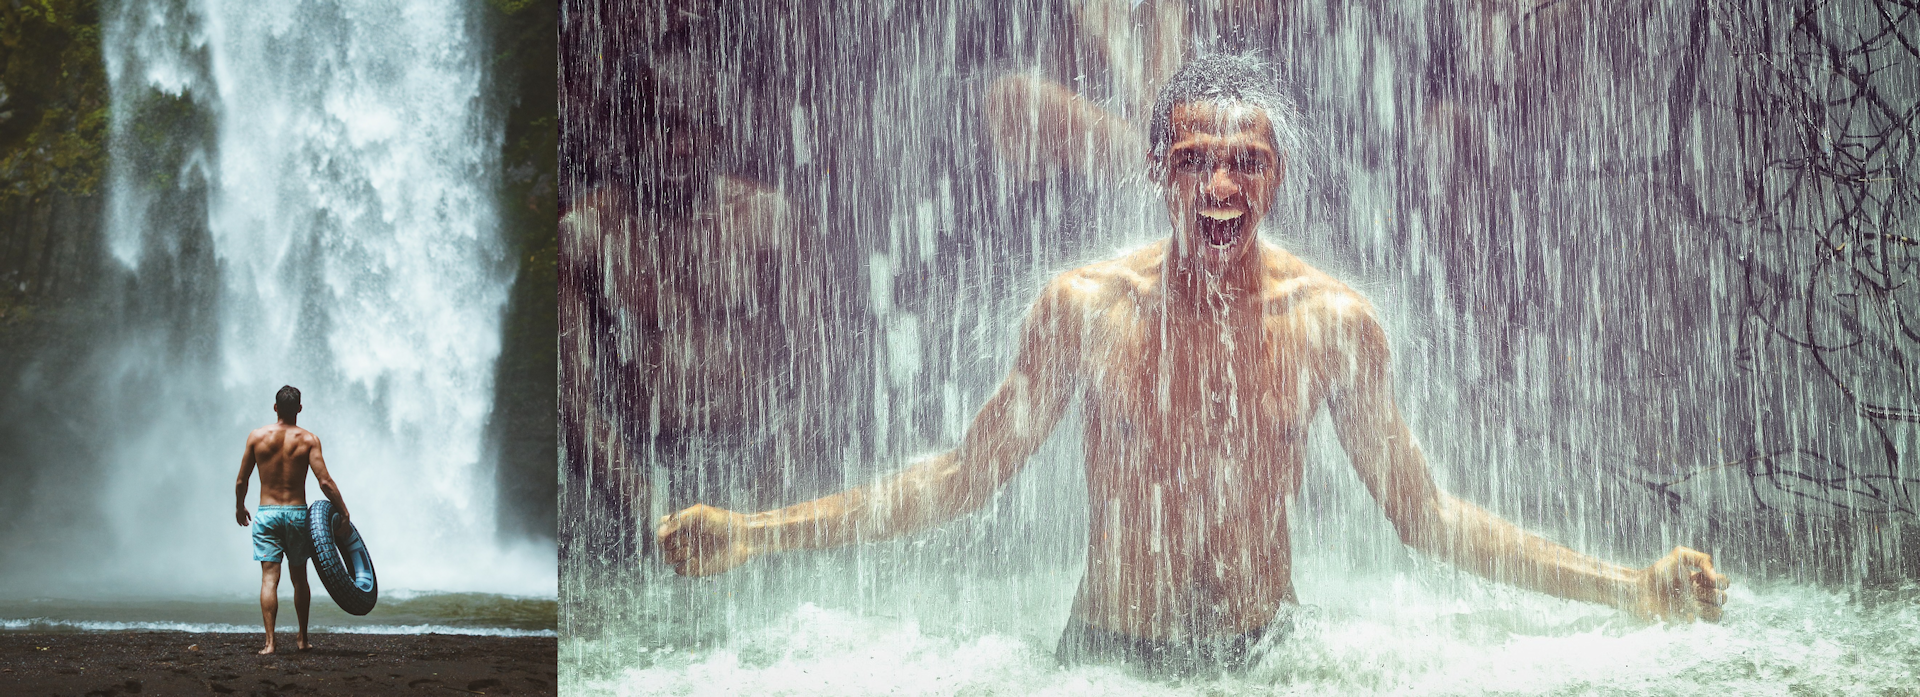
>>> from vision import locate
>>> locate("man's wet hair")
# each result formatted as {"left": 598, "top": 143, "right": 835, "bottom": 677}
{"left": 275, "top": 385, "right": 301, "bottom": 416}
{"left": 1147, "top": 53, "right": 1305, "bottom": 165}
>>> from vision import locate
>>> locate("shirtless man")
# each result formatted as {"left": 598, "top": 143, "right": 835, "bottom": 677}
{"left": 234, "top": 385, "right": 351, "bottom": 655}
{"left": 657, "top": 54, "right": 1729, "bottom": 674}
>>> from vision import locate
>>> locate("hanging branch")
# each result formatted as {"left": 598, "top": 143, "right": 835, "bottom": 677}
{"left": 1635, "top": 0, "right": 1920, "bottom": 518}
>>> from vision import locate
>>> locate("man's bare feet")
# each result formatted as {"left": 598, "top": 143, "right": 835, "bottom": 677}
{"left": 257, "top": 645, "right": 276, "bottom": 655}
{"left": 295, "top": 638, "right": 312, "bottom": 651}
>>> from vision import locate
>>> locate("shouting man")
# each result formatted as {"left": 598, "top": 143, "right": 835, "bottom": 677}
{"left": 656, "top": 54, "right": 1728, "bottom": 675}
{"left": 234, "top": 385, "right": 352, "bottom": 655}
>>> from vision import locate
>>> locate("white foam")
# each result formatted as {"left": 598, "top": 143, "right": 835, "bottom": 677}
{"left": 563, "top": 569, "right": 1920, "bottom": 696}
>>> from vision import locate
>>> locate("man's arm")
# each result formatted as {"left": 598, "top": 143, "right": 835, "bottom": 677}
{"left": 307, "top": 436, "right": 349, "bottom": 524}
{"left": 657, "top": 277, "right": 1086, "bottom": 576}
{"left": 1322, "top": 297, "right": 1728, "bottom": 621}
{"left": 235, "top": 436, "right": 256, "bottom": 527}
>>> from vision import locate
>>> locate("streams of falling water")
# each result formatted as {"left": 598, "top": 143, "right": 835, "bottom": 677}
{"left": 562, "top": 0, "right": 1916, "bottom": 692}
{"left": 78, "top": 0, "right": 554, "bottom": 596}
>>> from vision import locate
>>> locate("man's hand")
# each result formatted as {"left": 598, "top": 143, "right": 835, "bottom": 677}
{"left": 236, "top": 508, "right": 251, "bottom": 527}
{"left": 656, "top": 504, "right": 759, "bottom": 577}
{"left": 1635, "top": 546, "right": 1729, "bottom": 622}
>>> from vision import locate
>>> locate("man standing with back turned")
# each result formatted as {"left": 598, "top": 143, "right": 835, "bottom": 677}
{"left": 657, "top": 54, "right": 1730, "bottom": 675}
{"left": 235, "top": 385, "right": 352, "bottom": 655}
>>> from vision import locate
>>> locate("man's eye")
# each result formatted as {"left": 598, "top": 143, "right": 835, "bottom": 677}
{"left": 1178, "top": 154, "right": 1205, "bottom": 172}
{"left": 1234, "top": 157, "right": 1266, "bottom": 173}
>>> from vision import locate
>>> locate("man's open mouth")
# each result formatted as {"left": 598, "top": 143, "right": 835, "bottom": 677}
{"left": 1197, "top": 208, "right": 1247, "bottom": 248}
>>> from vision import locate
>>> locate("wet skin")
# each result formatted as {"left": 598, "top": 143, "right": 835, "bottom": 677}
{"left": 234, "top": 407, "right": 350, "bottom": 654}
{"left": 657, "top": 101, "right": 1729, "bottom": 640}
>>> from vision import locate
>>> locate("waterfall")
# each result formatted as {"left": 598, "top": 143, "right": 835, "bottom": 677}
{"left": 94, "top": 0, "right": 552, "bottom": 596}
{"left": 562, "top": 1, "right": 1917, "bottom": 693}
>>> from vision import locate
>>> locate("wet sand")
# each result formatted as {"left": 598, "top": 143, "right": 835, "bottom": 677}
{"left": 0, "top": 631, "right": 555, "bottom": 696}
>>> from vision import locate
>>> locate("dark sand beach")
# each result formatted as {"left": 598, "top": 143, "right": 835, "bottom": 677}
{"left": 0, "top": 632, "right": 555, "bottom": 696}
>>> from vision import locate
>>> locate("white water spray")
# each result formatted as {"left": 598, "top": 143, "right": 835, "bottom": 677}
{"left": 98, "top": 0, "right": 552, "bottom": 597}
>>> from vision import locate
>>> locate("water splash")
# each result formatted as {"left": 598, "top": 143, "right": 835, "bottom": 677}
{"left": 562, "top": 0, "right": 1915, "bottom": 690}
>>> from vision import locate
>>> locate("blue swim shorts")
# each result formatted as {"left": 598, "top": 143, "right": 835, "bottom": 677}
{"left": 252, "top": 505, "right": 311, "bottom": 563}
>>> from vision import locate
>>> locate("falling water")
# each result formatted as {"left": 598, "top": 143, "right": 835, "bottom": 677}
{"left": 12, "top": 0, "right": 557, "bottom": 598}
{"left": 563, "top": 1, "right": 1917, "bottom": 693}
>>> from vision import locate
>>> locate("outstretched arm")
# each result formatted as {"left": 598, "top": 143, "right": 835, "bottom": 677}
{"left": 1323, "top": 299, "right": 1728, "bottom": 621}
{"left": 657, "top": 278, "right": 1086, "bottom": 576}
{"left": 308, "top": 437, "right": 349, "bottom": 525}
{"left": 235, "top": 437, "right": 257, "bottom": 527}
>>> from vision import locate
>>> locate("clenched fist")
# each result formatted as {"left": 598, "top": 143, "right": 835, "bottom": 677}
{"left": 656, "top": 504, "right": 761, "bottom": 576}
{"left": 1635, "top": 546, "right": 1729, "bottom": 622}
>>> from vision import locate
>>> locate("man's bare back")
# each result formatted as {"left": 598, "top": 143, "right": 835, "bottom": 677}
{"left": 655, "top": 55, "right": 1727, "bottom": 666}
{"left": 242, "top": 424, "right": 320, "bottom": 509}
{"left": 237, "top": 417, "right": 347, "bottom": 528}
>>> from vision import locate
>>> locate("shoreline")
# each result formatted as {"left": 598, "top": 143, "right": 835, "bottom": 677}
{"left": 0, "top": 630, "right": 555, "bottom": 696}
{"left": 0, "top": 592, "right": 559, "bottom": 639}
{"left": 2, "top": 618, "right": 556, "bottom": 637}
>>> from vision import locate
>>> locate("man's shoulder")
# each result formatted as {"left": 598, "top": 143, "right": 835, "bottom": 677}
{"left": 251, "top": 425, "right": 320, "bottom": 444}
{"left": 1044, "top": 243, "right": 1163, "bottom": 306}
{"left": 1258, "top": 247, "right": 1379, "bottom": 329}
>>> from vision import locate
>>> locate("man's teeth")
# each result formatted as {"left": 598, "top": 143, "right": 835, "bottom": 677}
{"left": 1200, "top": 209, "right": 1243, "bottom": 221}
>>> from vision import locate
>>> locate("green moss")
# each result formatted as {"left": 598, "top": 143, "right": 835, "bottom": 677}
{"left": 0, "top": 0, "right": 107, "bottom": 202}
{"left": 121, "top": 90, "right": 208, "bottom": 192}
{"left": 489, "top": 0, "right": 543, "bottom": 15}
{"left": 0, "top": 0, "right": 108, "bottom": 312}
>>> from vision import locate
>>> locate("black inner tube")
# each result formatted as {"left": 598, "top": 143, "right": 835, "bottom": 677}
{"left": 307, "top": 500, "right": 378, "bottom": 616}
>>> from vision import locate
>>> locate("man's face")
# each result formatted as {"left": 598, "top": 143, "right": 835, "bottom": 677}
{"left": 1154, "top": 100, "right": 1285, "bottom": 268}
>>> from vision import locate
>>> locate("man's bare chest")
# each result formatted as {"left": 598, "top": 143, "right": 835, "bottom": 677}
{"left": 1078, "top": 309, "right": 1324, "bottom": 455}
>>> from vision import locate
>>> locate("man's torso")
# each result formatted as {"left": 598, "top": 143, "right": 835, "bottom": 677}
{"left": 249, "top": 425, "right": 314, "bottom": 506}
{"left": 1058, "top": 240, "right": 1356, "bottom": 639}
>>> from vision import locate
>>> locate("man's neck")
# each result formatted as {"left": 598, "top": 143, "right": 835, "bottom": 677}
{"left": 1165, "top": 251, "right": 1264, "bottom": 316}
{"left": 277, "top": 416, "right": 298, "bottom": 427}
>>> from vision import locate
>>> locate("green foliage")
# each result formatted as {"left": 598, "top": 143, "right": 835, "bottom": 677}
{"left": 488, "top": 0, "right": 543, "bottom": 15}
{"left": 121, "top": 90, "right": 207, "bottom": 192}
{"left": 0, "top": 0, "right": 107, "bottom": 308}
{"left": 0, "top": 0, "right": 107, "bottom": 203}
